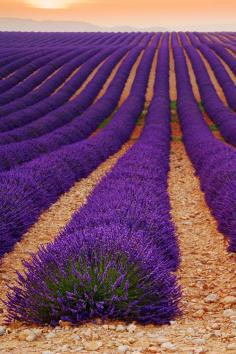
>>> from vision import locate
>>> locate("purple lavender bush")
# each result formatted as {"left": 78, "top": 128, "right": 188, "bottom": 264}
{"left": 6, "top": 227, "right": 179, "bottom": 325}
{"left": 186, "top": 34, "right": 236, "bottom": 111}
{"left": 0, "top": 42, "right": 156, "bottom": 258}
{"left": 6, "top": 34, "right": 180, "bottom": 325}
{"left": 172, "top": 35, "right": 236, "bottom": 252}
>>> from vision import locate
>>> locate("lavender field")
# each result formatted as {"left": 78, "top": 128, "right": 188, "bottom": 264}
{"left": 0, "top": 32, "right": 236, "bottom": 353}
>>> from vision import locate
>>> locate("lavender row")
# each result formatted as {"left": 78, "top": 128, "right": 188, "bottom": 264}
{"left": 0, "top": 48, "right": 129, "bottom": 145}
{"left": 172, "top": 38, "right": 236, "bottom": 252}
{"left": 0, "top": 47, "right": 100, "bottom": 116}
{"left": 0, "top": 47, "right": 96, "bottom": 107}
{"left": 180, "top": 41, "right": 236, "bottom": 148}
{"left": 0, "top": 47, "right": 142, "bottom": 170}
{"left": 0, "top": 47, "right": 120, "bottom": 133}
{"left": 195, "top": 34, "right": 236, "bottom": 75}
{"left": 0, "top": 47, "right": 48, "bottom": 69}
{"left": 0, "top": 47, "right": 54, "bottom": 79}
{"left": 0, "top": 47, "right": 81, "bottom": 96}
{"left": 6, "top": 34, "right": 180, "bottom": 326}
{"left": 0, "top": 43, "right": 155, "bottom": 258}
{"left": 186, "top": 34, "right": 236, "bottom": 111}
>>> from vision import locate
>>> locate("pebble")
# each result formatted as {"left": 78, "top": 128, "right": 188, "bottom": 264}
{"left": 116, "top": 324, "right": 126, "bottom": 332}
{"left": 154, "top": 336, "right": 169, "bottom": 344}
{"left": 18, "top": 329, "right": 38, "bottom": 341}
{"left": 84, "top": 340, "right": 103, "bottom": 351}
{"left": 194, "top": 309, "right": 205, "bottom": 317}
{"left": 204, "top": 293, "right": 219, "bottom": 303}
{"left": 186, "top": 328, "right": 195, "bottom": 335}
{"left": 117, "top": 344, "right": 130, "bottom": 353}
{"left": 127, "top": 323, "right": 136, "bottom": 333}
{"left": 26, "top": 333, "right": 37, "bottom": 342}
{"left": 214, "top": 330, "right": 222, "bottom": 337}
{"left": 102, "top": 324, "right": 109, "bottom": 330}
{"left": 109, "top": 324, "right": 116, "bottom": 330}
{"left": 160, "top": 342, "right": 176, "bottom": 351}
{"left": 71, "top": 333, "right": 81, "bottom": 341}
{"left": 19, "top": 329, "right": 33, "bottom": 336}
{"left": 33, "top": 328, "right": 42, "bottom": 336}
{"left": 223, "top": 309, "right": 236, "bottom": 317}
{"left": 192, "top": 338, "right": 206, "bottom": 345}
{"left": 148, "top": 346, "right": 159, "bottom": 353}
{"left": 42, "top": 352, "right": 54, "bottom": 354}
{"left": 223, "top": 296, "right": 236, "bottom": 305}
{"left": 0, "top": 326, "right": 6, "bottom": 336}
{"left": 211, "top": 323, "right": 221, "bottom": 330}
{"left": 227, "top": 343, "right": 236, "bottom": 350}
{"left": 61, "top": 344, "right": 70, "bottom": 352}
{"left": 136, "top": 331, "right": 145, "bottom": 338}
{"left": 231, "top": 329, "right": 236, "bottom": 337}
{"left": 45, "top": 332, "right": 56, "bottom": 339}
{"left": 82, "top": 328, "right": 92, "bottom": 337}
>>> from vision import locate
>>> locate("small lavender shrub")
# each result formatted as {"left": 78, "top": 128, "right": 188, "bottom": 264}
{"left": 6, "top": 227, "right": 180, "bottom": 326}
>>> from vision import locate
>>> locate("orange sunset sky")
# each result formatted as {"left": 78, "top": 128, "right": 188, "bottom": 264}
{"left": 0, "top": 0, "right": 235, "bottom": 30}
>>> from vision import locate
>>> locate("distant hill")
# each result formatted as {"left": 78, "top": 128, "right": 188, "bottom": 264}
{"left": 0, "top": 18, "right": 167, "bottom": 32}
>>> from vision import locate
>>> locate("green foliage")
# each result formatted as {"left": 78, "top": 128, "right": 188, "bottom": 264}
{"left": 209, "top": 124, "right": 218, "bottom": 131}
{"left": 170, "top": 101, "right": 177, "bottom": 110}
{"left": 198, "top": 101, "right": 205, "bottom": 111}
{"left": 98, "top": 111, "right": 117, "bottom": 129}
{"left": 171, "top": 136, "right": 182, "bottom": 142}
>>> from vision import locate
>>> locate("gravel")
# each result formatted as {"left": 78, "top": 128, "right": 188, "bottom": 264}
{"left": 0, "top": 326, "right": 6, "bottom": 336}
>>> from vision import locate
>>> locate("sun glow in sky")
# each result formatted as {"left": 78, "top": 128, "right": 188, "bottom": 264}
{"left": 25, "top": 0, "right": 74, "bottom": 9}
{"left": 0, "top": 0, "right": 235, "bottom": 30}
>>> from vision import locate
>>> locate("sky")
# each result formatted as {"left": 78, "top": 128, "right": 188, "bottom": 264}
{"left": 0, "top": 0, "right": 235, "bottom": 30}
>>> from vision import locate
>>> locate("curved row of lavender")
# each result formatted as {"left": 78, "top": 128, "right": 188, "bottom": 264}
{"left": 194, "top": 33, "right": 236, "bottom": 75}
{"left": 203, "top": 32, "right": 236, "bottom": 51}
{"left": 0, "top": 47, "right": 47, "bottom": 68}
{"left": 0, "top": 48, "right": 130, "bottom": 146}
{"left": 0, "top": 47, "right": 55, "bottom": 79}
{"left": 0, "top": 46, "right": 144, "bottom": 170}
{"left": 0, "top": 40, "right": 156, "bottom": 258}
{"left": 0, "top": 48, "right": 75, "bottom": 95}
{"left": 6, "top": 33, "right": 181, "bottom": 326}
{"left": 186, "top": 33, "right": 236, "bottom": 111}
{"left": 178, "top": 35, "right": 236, "bottom": 148}
{"left": 0, "top": 47, "right": 100, "bottom": 116}
{"left": 0, "top": 47, "right": 121, "bottom": 132}
{"left": 0, "top": 47, "right": 90, "bottom": 103}
{"left": 172, "top": 35, "right": 236, "bottom": 252}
